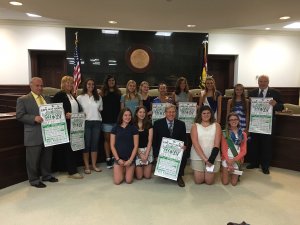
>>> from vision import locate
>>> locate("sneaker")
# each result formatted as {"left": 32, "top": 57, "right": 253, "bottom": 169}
{"left": 68, "top": 173, "right": 83, "bottom": 179}
{"left": 106, "top": 158, "right": 113, "bottom": 169}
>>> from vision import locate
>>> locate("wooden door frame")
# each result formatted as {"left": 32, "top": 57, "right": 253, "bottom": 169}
{"left": 29, "top": 50, "right": 67, "bottom": 79}
{"left": 208, "top": 54, "right": 236, "bottom": 89}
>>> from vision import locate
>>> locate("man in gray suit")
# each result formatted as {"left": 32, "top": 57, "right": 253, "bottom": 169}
{"left": 16, "top": 77, "right": 58, "bottom": 188}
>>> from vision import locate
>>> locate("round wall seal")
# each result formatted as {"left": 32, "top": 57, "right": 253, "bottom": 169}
{"left": 126, "top": 45, "right": 153, "bottom": 73}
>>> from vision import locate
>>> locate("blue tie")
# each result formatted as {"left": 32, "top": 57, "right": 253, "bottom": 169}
{"left": 258, "top": 90, "right": 264, "bottom": 98}
{"left": 168, "top": 121, "right": 173, "bottom": 137}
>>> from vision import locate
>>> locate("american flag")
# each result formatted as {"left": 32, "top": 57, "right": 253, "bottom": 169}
{"left": 73, "top": 32, "right": 81, "bottom": 94}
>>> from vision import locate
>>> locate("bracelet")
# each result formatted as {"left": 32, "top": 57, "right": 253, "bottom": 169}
{"left": 116, "top": 158, "right": 120, "bottom": 162}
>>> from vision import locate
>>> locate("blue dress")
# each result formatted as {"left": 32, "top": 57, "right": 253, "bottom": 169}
{"left": 232, "top": 101, "right": 247, "bottom": 130}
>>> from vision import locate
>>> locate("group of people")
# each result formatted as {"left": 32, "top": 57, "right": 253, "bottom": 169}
{"left": 16, "top": 74, "right": 283, "bottom": 188}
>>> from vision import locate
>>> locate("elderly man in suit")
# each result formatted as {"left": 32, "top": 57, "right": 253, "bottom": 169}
{"left": 153, "top": 103, "right": 187, "bottom": 187}
{"left": 247, "top": 75, "right": 284, "bottom": 174}
{"left": 16, "top": 77, "right": 58, "bottom": 188}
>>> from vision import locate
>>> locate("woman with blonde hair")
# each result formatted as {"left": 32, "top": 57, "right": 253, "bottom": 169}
{"left": 53, "top": 75, "right": 83, "bottom": 179}
{"left": 198, "top": 77, "right": 222, "bottom": 123}
{"left": 120, "top": 80, "right": 142, "bottom": 114}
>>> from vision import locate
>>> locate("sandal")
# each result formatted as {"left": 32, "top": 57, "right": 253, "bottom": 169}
{"left": 92, "top": 167, "right": 102, "bottom": 172}
{"left": 84, "top": 169, "right": 91, "bottom": 174}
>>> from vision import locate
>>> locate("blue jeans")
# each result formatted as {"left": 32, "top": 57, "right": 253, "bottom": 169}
{"left": 84, "top": 120, "right": 101, "bottom": 153}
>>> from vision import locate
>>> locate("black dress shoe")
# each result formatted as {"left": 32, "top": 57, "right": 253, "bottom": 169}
{"left": 43, "top": 177, "right": 59, "bottom": 182}
{"left": 177, "top": 176, "right": 185, "bottom": 187}
{"left": 246, "top": 164, "right": 259, "bottom": 169}
{"left": 262, "top": 168, "right": 270, "bottom": 174}
{"left": 31, "top": 182, "right": 46, "bottom": 188}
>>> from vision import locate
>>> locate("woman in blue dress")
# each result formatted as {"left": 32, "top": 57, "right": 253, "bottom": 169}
{"left": 226, "top": 83, "right": 249, "bottom": 132}
{"left": 198, "top": 77, "right": 222, "bottom": 124}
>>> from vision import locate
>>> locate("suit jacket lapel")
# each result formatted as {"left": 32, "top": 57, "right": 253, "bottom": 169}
{"left": 28, "top": 93, "right": 40, "bottom": 115}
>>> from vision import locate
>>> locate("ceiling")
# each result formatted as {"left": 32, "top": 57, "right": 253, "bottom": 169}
{"left": 0, "top": 0, "right": 300, "bottom": 33}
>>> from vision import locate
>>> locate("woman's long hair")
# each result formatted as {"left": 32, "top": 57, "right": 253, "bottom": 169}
{"left": 101, "top": 74, "right": 121, "bottom": 96}
{"left": 117, "top": 107, "right": 133, "bottom": 125}
{"left": 231, "top": 83, "right": 247, "bottom": 113}
{"left": 81, "top": 78, "right": 99, "bottom": 101}
{"left": 204, "top": 76, "right": 217, "bottom": 101}
{"left": 125, "top": 80, "right": 140, "bottom": 100}
{"left": 133, "top": 106, "right": 151, "bottom": 130}
{"left": 174, "top": 76, "right": 189, "bottom": 95}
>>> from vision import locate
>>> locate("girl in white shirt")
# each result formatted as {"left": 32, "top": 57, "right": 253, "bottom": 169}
{"left": 77, "top": 78, "right": 103, "bottom": 174}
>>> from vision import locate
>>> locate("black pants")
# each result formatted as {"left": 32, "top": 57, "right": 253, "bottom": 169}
{"left": 178, "top": 149, "right": 188, "bottom": 177}
{"left": 249, "top": 132, "right": 273, "bottom": 169}
{"left": 53, "top": 143, "right": 79, "bottom": 175}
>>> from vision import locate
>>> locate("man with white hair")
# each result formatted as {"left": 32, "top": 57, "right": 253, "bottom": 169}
{"left": 247, "top": 75, "right": 284, "bottom": 174}
{"left": 16, "top": 77, "right": 58, "bottom": 188}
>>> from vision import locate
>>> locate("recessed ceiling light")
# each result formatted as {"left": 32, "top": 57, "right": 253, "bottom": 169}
{"left": 265, "top": 27, "right": 271, "bottom": 30}
{"left": 284, "top": 22, "right": 300, "bottom": 29}
{"left": 9, "top": 1, "right": 23, "bottom": 6}
{"left": 108, "top": 20, "right": 117, "bottom": 24}
{"left": 26, "top": 13, "right": 42, "bottom": 18}
{"left": 187, "top": 24, "right": 196, "bottom": 28}
{"left": 155, "top": 32, "right": 172, "bottom": 36}
{"left": 102, "top": 29, "right": 119, "bottom": 34}
{"left": 279, "top": 16, "right": 290, "bottom": 20}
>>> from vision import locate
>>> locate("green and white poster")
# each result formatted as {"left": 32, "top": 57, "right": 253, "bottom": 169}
{"left": 154, "top": 137, "right": 184, "bottom": 180}
{"left": 152, "top": 103, "right": 168, "bottom": 124}
{"left": 249, "top": 97, "right": 273, "bottom": 134}
{"left": 39, "top": 103, "right": 69, "bottom": 147}
{"left": 178, "top": 102, "right": 197, "bottom": 133}
{"left": 70, "top": 113, "right": 85, "bottom": 151}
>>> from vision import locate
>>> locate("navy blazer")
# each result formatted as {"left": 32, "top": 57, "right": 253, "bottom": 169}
{"left": 153, "top": 118, "right": 187, "bottom": 158}
{"left": 249, "top": 87, "right": 284, "bottom": 113}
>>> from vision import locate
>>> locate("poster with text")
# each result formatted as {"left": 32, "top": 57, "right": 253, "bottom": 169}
{"left": 178, "top": 102, "right": 197, "bottom": 133}
{"left": 39, "top": 103, "right": 69, "bottom": 147}
{"left": 249, "top": 97, "right": 273, "bottom": 134}
{"left": 152, "top": 103, "right": 168, "bottom": 124}
{"left": 70, "top": 113, "right": 85, "bottom": 151}
{"left": 154, "top": 137, "right": 184, "bottom": 180}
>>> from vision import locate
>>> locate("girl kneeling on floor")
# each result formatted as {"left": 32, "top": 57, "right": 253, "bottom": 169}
{"left": 110, "top": 107, "right": 139, "bottom": 185}
{"left": 221, "top": 112, "right": 247, "bottom": 186}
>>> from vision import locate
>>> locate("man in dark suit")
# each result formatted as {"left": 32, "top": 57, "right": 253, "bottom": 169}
{"left": 16, "top": 77, "right": 58, "bottom": 188}
{"left": 153, "top": 103, "right": 187, "bottom": 187}
{"left": 247, "top": 75, "right": 284, "bottom": 174}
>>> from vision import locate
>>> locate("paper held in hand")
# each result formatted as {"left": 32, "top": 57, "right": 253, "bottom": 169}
{"left": 154, "top": 137, "right": 184, "bottom": 181}
{"left": 39, "top": 103, "right": 69, "bottom": 147}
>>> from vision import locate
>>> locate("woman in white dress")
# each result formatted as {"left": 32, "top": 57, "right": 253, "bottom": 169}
{"left": 190, "top": 105, "right": 222, "bottom": 185}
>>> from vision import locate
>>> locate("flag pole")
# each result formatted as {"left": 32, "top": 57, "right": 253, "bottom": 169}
{"left": 73, "top": 32, "right": 82, "bottom": 95}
